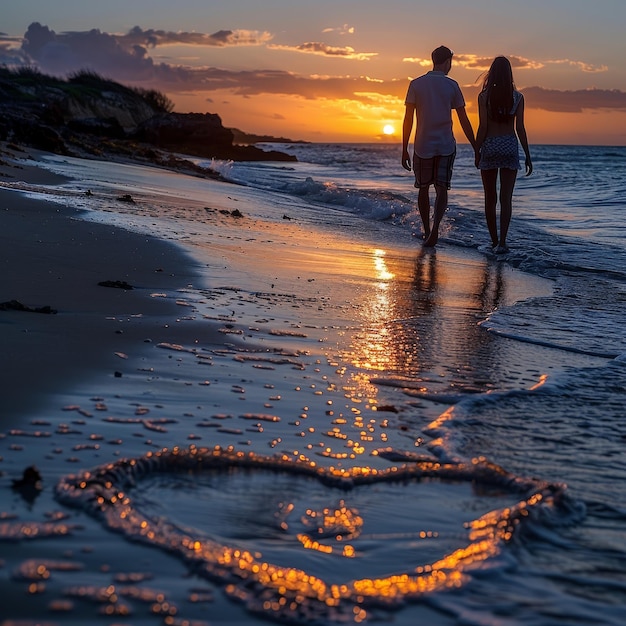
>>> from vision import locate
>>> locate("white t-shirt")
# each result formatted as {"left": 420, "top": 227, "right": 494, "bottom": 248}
{"left": 405, "top": 70, "right": 465, "bottom": 158}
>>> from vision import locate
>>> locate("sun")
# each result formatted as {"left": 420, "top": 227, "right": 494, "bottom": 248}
{"left": 382, "top": 124, "right": 395, "bottom": 135}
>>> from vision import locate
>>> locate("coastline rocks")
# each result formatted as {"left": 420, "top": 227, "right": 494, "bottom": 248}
{"left": 135, "top": 112, "right": 232, "bottom": 151}
{"left": 134, "top": 112, "right": 297, "bottom": 162}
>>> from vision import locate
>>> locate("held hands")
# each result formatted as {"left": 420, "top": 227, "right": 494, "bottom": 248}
{"left": 401, "top": 150, "right": 412, "bottom": 171}
{"left": 525, "top": 157, "right": 533, "bottom": 176}
{"left": 403, "top": 148, "right": 532, "bottom": 176}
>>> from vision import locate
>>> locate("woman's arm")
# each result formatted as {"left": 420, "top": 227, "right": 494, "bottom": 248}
{"left": 475, "top": 92, "right": 488, "bottom": 167}
{"left": 515, "top": 95, "right": 533, "bottom": 176}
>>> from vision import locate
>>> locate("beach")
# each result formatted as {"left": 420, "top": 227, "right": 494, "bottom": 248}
{"left": 1, "top": 143, "right": 624, "bottom": 626}
{"left": 1, "top": 162, "right": 208, "bottom": 418}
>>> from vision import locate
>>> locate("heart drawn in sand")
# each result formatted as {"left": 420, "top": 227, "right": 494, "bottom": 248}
{"left": 55, "top": 444, "right": 566, "bottom": 623}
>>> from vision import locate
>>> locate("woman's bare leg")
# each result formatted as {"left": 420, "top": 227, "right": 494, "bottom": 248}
{"left": 498, "top": 168, "right": 518, "bottom": 248}
{"left": 481, "top": 169, "right": 499, "bottom": 247}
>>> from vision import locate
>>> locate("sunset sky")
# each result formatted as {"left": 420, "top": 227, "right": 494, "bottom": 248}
{"left": 2, "top": 0, "right": 625, "bottom": 145}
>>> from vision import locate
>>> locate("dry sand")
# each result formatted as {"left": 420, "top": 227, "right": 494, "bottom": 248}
{"left": 0, "top": 147, "right": 206, "bottom": 419}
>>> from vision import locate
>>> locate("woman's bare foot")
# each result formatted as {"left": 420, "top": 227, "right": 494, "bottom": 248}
{"left": 423, "top": 231, "right": 438, "bottom": 247}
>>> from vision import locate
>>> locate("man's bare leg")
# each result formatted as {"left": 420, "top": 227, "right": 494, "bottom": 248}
{"left": 423, "top": 184, "right": 447, "bottom": 247}
{"left": 417, "top": 186, "right": 431, "bottom": 239}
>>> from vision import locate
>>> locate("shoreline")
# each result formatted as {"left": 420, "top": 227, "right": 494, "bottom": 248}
{"left": 0, "top": 143, "right": 554, "bottom": 422}
{"left": 0, "top": 143, "right": 569, "bottom": 626}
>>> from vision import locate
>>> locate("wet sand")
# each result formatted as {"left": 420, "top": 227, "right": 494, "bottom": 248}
{"left": 0, "top": 146, "right": 557, "bottom": 626}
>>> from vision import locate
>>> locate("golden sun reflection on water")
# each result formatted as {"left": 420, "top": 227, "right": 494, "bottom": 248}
{"left": 372, "top": 248, "right": 395, "bottom": 283}
{"left": 339, "top": 246, "right": 527, "bottom": 397}
{"left": 349, "top": 249, "right": 396, "bottom": 372}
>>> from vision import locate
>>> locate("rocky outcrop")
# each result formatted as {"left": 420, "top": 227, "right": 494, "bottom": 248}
{"left": 0, "top": 67, "right": 296, "bottom": 163}
{"left": 136, "top": 112, "right": 233, "bottom": 149}
{"left": 134, "top": 112, "right": 296, "bottom": 161}
{"left": 62, "top": 91, "right": 156, "bottom": 131}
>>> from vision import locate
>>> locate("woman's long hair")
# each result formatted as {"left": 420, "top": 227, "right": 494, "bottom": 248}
{"left": 481, "top": 56, "right": 515, "bottom": 123}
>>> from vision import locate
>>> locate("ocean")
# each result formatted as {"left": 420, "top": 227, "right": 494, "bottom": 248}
{"left": 1, "top": 142, "right": 625, "bottom": 625}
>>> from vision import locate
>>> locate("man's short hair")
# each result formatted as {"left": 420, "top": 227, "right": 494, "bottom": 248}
{"left": 432, "top": 45, "right": 453, "bottom": 65}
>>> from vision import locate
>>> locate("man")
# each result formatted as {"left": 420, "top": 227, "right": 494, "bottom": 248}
{"left": 402, "top": 45, "right": 476, "bottom": 247}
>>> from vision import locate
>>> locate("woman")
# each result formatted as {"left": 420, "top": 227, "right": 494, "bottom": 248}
{"left": 475, "top": 56, "right": 532, "bottom": 253}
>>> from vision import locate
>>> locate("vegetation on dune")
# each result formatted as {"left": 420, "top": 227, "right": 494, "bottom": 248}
{"left": 0, "top": 66, "right": 174, "bottom": 113}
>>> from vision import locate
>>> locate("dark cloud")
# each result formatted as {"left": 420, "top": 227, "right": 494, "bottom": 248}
{"left": 522, "top": 86, "right": 626, "bottom": 113}
{"left": 166, "top": 67, "right": 403, "bottom": 101}
{"left": 9, "top": 23, "right": 626, "bottom": 115}
{"left": 0, "top": 42, "right": 30, "bottom": 66}
{"left": 21, "top": 22, "right": 155, "bottom": 80}
{"left": 16, "top": 22, "right": 272, "bottom": 81}
{"left": 0, "top": 33, "right": 31, "bottom": 66}
{"left": 168, "top": 71, "right": 626, "bottom": 114}
{"left": 119, "top": 26, "right": 272, "bottom": 48}
{"left": 462, "top": 84, "right": 626, "bottom": 113}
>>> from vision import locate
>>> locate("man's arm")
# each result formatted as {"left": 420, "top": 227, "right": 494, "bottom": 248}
{"left": 401, "top": 104, "right": 415, "bottom": 171}
{"left": 455, "top": 106, "right": 476, "bottom": 150}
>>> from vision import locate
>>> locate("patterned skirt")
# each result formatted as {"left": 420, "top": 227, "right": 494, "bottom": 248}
{"left": 479, "top": 134, "right": 520, "bottom": 170}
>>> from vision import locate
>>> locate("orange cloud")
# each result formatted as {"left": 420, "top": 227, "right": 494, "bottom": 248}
{"left": 403, "top": 53, "right": 544, "bottom": 71}
{"left": 322, "top": 24, "right": 356, "bottom": 35}
{"left": 403, "top": 53, "right": 607, "bottom": 75}
{"left": 268, "top": 42, "right": 377, "bottom": 61}
{"left": 119, "top": 26, "right": 273, "bottom": 48}
{"left": 455, "top": 54, "right": 544, "bottom": 71}
{"left": 548, "top": 58, "right": 608, "bottom": 73}
{"left": 401, "top": 56, "right": 431, "bottom": 67}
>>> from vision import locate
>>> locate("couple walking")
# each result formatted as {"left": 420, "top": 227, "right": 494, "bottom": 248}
{"left": 401, "top": 46, "right": 532, "bottom": 252}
